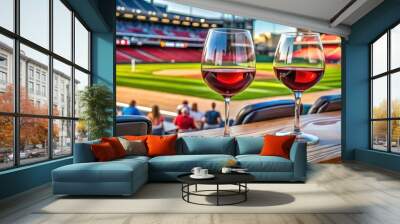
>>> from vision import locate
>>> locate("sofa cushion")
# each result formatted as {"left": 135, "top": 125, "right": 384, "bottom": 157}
{"left": 260, "top": 135, "right": 296, "bottom": 159}
{"left": 53, "top": 159, "right": 147, "bottom": 183}
{"left": 235, "top": 136, "right": 263, "bottom": 155}
{"left": 118, "top": 137, "right": 147, "bottom": 156}
{"left": 91, "top": 142, "right": 118, "bottom": 162}
{"left": 177, "top": 137, "right": 235, "bottom": 155}
{"left": 147, "top": 135, "right": 177, "bottom": 157}
{"left": 236, "top": 155, "right": 293, "bottom": 172}
{"left": 101, "top": 137, "right": 127, "bottom": 158}
{"left": 149, "top": 154, "right": 235, "bottom": 172}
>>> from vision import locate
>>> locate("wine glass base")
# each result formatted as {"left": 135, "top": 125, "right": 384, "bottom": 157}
{"left": 275, "top": 131, "right": 319, "bottom": 145}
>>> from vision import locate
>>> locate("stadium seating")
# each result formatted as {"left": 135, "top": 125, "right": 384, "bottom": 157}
{"left": 117, "top": 21, "right": 207, "bottom": 40}
{"left": 118, "top": 47, "right": 162, "bottom": 62}
{"left": 116, "top": 46, "right": 203, "bottom": 63}
{"left": 116, "top": 51, "right": 132, "bottom": 63}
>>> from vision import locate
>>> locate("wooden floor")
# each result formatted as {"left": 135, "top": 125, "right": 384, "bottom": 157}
{"left": 1, "top": 162, "right": 400, "bottom": 224}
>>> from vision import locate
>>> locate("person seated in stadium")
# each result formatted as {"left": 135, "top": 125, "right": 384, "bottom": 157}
{"left": 147, "top": 105, "right": 164, "bottom": 135}
{"left": 173, "top": 108, "right": 196, "bottom": 132}
{"left": 190, "top": 103, "right": 204, "bottom": 129}
{"left": 122, "top": 100, "right": 141, "bottom": 116}
{"left": 203, "top": 102, "right": 221, "bottom": 129}
{"left": 176, "top": 100, "right": 190, "bottom": 114}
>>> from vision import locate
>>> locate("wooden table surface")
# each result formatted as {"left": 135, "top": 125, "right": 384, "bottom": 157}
{"left": 179, "top": 111, "right": 341, "bottom": 163}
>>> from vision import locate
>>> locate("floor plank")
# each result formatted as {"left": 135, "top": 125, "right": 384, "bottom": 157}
{"left": 1, "top": 162, "right": 400, "bottom": 224}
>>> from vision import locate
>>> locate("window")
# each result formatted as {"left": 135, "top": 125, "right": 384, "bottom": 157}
{"left": 20, "top": 0, "right": 49, "bottom": 48}
{"left": 370, "top": 23, "right": 400, "bottom": 154}
{"left": 0, "top": 0, "right": 14, "bottom": 31}
{"left": 74, "top": 18, "right": 90, "bottom": 70}
{"left": 0, "top": 71, "right": 7, "bottom": 84}
{"left": 53, "top": 0, "right": 72, "bottom": 60}
{"left": 0, "top": 1, "right": 91, "bottom": 170}
{"left": 53, "top": 59, "right": 72, "bottom": 117}
{"left": 0, "top": 34, "right": 14, "bottom": 113}
{"left": 28, "top": 81, "right": 34, "bottom": 94}
{"left": 28, "top": 67, "right": 34, "bottom": 80}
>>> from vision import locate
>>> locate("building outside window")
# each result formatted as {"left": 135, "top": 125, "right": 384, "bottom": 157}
{"left": 0, "top": 0, "right": 91, "bottom": 170}
{"left": 28, "top": 81, "right": 34, "bottom": 94}
{"left": 370, "top": 23, "right": 400, "bottom": 154}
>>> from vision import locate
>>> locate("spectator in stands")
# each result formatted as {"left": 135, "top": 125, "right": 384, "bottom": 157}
{"left": 174, "top": 108, "right": 196, "bottom": 132}
{"left": 176, "top": 100, "right": 190, "bottom": 114}
{"left": 122, "top": 100, "right": 141, "bottom": 115}
{"left": 203, "top": 102, "right": 221, "bottom": 129}
{"left": 147, "top": 105, "right": 164, "bottom": 135}
{"left": 190, "top": 103, "right": 203, "bottom": 129}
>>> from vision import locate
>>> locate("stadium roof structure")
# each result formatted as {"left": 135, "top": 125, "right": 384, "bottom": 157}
{"left": 169, "top": 0, "right": 383, "bottom": 37}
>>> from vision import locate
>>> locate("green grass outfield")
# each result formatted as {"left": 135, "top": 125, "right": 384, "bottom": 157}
{"left": 116, "top": 63, "right": 341, "bottom": 101}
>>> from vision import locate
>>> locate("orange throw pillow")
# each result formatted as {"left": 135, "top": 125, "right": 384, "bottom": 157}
{"left": 124, "top": 135, "right": 148, "bottom": 141}
{"left": 91, "top": 142, "right": 117, "bottom": 162}
{"left": 101, "top": 137, "right": 126, "bottom": 158}
{"left": 146, "top": 135, "right": 177, "bottom": 157}
{"left": 260, "top": 135, "right": 296, "bottom": 159}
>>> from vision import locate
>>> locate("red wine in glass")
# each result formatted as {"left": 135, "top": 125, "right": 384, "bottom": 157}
{"left": 202, "top": 68, "right": 256, "bottom": 97}
{"left": 201, "top": 28, "right": 255, "bottom": 136}
{"left": 274, "top": 67, "right": 324, "bottom": 91}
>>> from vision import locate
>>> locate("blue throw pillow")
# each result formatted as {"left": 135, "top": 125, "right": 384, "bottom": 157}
{"left": 235, "top": 136, "right": 264, "bottom": 155}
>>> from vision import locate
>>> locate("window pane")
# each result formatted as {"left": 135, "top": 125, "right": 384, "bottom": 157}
{"left": 20, "top": 117, "right": 49, "bottom": 165}
{"left": 0, "top": 35, "right": 14, "bottom": 112}
{"left": 53, "top": 0, "right": 72, "bottom": 60}
{"left": 20, "top": 0, "right": 49, "bottom": 49}
{"left": 53, "top": 119, "right": 72, "bottom": 157}
{"left": 53, "top": 59, "right": 72, "bottom": 117}
{"left": 0, "top": 116, "right": 14, "bottom": 170}
{"left": 20, "top": 44, "right": 49, "bottom": 115}
{"left": 0, "top": 0, "right": 14, "bottom": 31}
{"left": 372, "top": 121, "right": 388, "bottom": 151}
{"left": 372, "top": 33, "right": 387, "bottom": 76}
{"left": 391, "top": 24, "right": 400, "bottom": 70}
{"left": 75, "top": 120, "right": 88, "bottom": 143}
{"left": 75, "top": 18, "right": 89, "bottom": 70}
{"left": 391, "top": 72, "right": 400, "bottom": 118}
{"left": 74, "top": 69, "right": 89, "bottom": 118}
{"left": 372, "top": 76, "right": 387, "bottom": 119}
{"left": 391, "top": 120, "right": 400, "bottom": 153}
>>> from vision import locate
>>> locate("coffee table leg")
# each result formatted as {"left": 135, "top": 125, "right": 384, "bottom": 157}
{"left": 216, "top": 184, "right": 219, "bottom": 206}
{"left": 245, "top": 183, "right": 247, "bottom": 201}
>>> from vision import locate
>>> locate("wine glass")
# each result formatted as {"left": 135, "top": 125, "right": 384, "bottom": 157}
{"left": 201, "top": 28, "right": 256, "bottom": 136}
{"left": 273, "top": 32, "right": 325, "bottom": 144}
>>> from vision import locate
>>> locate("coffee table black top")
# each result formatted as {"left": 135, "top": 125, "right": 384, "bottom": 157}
{"left": 177, "top": 172, "right": 255, "bottom": 185}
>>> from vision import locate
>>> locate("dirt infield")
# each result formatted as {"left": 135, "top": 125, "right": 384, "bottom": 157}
{"left": 117, "top": 86, "right": 341, "bottom": 118}
{"left": 152, "top": 69, "right": 275, "bottom": 80}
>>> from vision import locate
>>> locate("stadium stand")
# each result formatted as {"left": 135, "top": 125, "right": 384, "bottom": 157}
{"left": 116, "top": 0, "right": 226, "bottom": 63}
{"left": 116, "top": 0, "right": 340, "bottom": 64}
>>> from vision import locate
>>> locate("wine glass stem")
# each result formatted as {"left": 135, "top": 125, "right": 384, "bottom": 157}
{"left": 224, "top": 97, "right": 231, "bottom": 136}
{"left": 294, "top": 91, "right": 302, "bottom": 135}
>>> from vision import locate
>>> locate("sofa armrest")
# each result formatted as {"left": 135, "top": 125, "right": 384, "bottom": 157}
{"left": 289, "top": 141, "right": 307, "bottom": 181}
{"left": 73, "top": 140, "right": 99, "bottom": 163}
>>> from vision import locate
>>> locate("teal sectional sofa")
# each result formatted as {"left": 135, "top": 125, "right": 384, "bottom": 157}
{"left": 52, "top": 136, "right": 307, "bottom": 196}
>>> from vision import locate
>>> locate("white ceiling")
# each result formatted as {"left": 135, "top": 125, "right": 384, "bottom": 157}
{"left": 169, "top": 0, "right": 384, "bottom": 37}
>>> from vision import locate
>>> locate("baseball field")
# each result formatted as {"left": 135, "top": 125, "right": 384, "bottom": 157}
{"left": 116, "top": 62, "right": 341, "bottom": 101}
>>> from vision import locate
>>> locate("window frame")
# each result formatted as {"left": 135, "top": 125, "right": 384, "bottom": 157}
{"left": 0, "top": 0, "right": 92, "bottom": 171}
{"left": 370, "top": 21, "right": 400, "bottom": 154}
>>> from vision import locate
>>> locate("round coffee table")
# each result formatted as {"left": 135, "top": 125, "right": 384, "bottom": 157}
{"left": 177, "top": 173, "right": 255, "bottom": 206}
